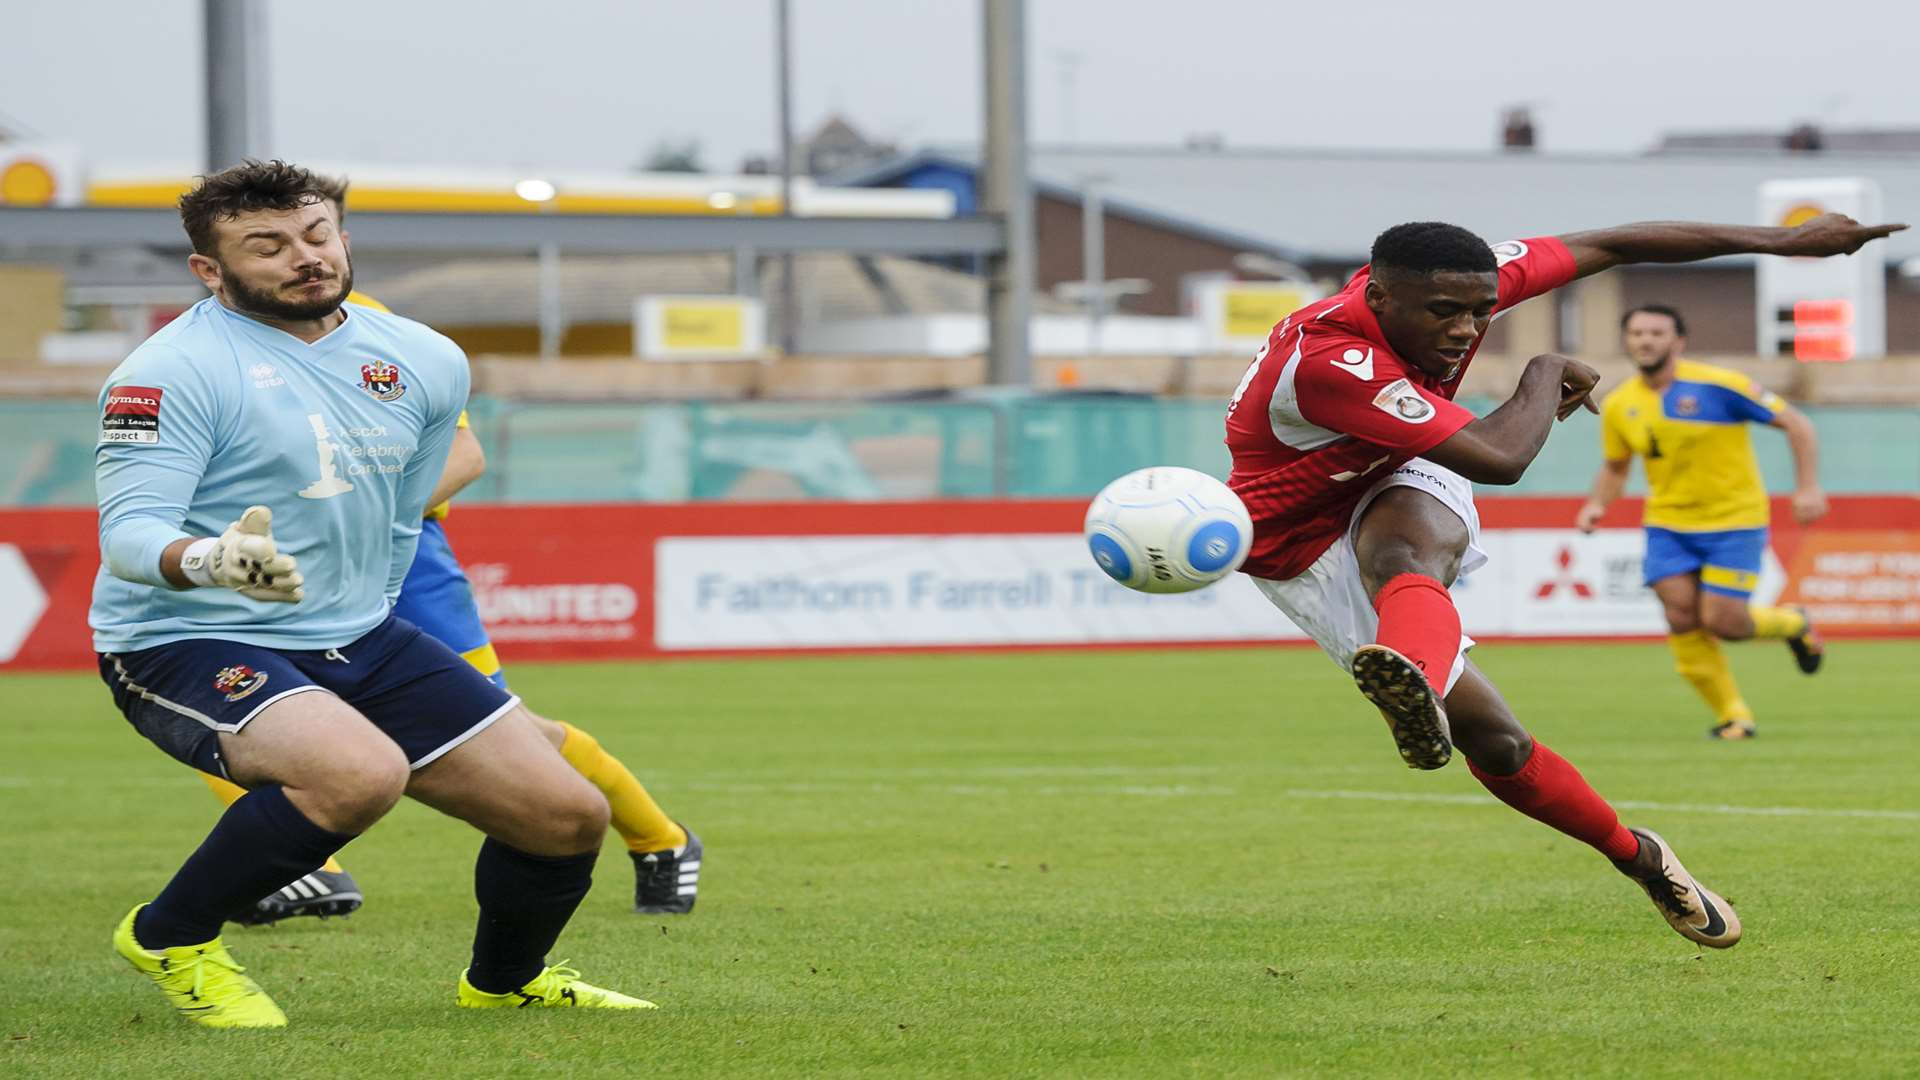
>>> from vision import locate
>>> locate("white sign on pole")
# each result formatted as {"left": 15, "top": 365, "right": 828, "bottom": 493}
{"left": 1756, "top": 178, "right": 1886, "bottom": 361}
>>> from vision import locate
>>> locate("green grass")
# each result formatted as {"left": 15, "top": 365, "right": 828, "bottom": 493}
{"left": 3, "top": 641, "right": 1917, "bottom": 1078}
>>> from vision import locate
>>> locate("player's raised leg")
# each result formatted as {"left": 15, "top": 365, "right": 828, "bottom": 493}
{"left": 1444, "top": 661, "right": 1741, "bottom": 947}
{"left": 1698, "top": 584, "right": 1824, "bottom": 675}
{"left": 1350, "top": 485, "right": 1474, "bottom": 770}
{"left": 198, "top": 771, "right": 364, "bottom": 924}
{"left": 112, "top": 683, "right": 409, "bottom": 1027}
{"left": 405, "top": 707, "right": 655, "bottom": 1009}
{"left": 531, "top": 714, "right": 699, "bottom": 914}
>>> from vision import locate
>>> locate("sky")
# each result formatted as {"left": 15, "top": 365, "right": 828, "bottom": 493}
{"left": 4, "top": 0, "right": 1918, "bottom": 176}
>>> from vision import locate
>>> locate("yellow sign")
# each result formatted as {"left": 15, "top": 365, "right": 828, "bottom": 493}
{"left": 1779, "top": 203, "right": 1824, "bottom": 228}
{"left": 1222, "top": 285, "right": 1313, "bottom": 341}
{"left": 662, "top": 301, "right": 747, "bottom": 351}
{"left": 0, "top": 158, "right": 58, "bottom": 206}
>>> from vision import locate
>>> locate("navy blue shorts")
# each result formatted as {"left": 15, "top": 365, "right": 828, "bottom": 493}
{"left": 98, "top": 614, "right": 520, "bottom": 780}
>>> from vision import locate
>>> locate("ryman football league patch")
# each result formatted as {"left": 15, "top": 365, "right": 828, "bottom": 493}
{"left": 1371, "top": 378, "right": 1436, "bottom": 424}
{"left": 101, "top": 385, "right": 163, "bottom": 444}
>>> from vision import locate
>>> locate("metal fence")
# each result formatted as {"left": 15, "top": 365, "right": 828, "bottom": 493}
{"left": 5, "top": 396, "right": 1917, "bottom": 508}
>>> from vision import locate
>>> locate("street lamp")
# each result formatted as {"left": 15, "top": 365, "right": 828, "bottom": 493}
{"left": 517, "top": 178, "right": 562, "bottom": 361}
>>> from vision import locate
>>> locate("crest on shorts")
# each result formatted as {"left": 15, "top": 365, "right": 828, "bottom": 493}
{"left": 359, "top": 360, "right": 407, "bottom": 402}
{"left": 213, "top": 664, "right": 269, "bottom": 702}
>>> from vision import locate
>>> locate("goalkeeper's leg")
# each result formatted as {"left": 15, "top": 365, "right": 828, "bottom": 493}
{"left": 199, "top": 772, "right": 363, "bottom": 923}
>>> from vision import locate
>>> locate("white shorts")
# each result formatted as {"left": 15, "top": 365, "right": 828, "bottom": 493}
{"left": 1250, "top": 459, "right": 1486, "bottom": 695}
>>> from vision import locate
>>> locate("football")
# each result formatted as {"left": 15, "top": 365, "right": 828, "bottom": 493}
{"left": 1084, "top": 466, "right": 1254, "bottom": 594}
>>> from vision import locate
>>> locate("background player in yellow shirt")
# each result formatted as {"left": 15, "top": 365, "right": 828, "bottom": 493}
{"left": 1577, "top": 304, "right": 1826, "bottom": 739}
{"left": 197, "top": 178, "right": 700, "bottom": 922}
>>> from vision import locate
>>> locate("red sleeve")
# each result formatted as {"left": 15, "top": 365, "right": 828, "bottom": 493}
{"left": 1293, "top": 336, "right": 1475, "bottom": 455}
{"left": 1489, "top": 236, "right": 1577, "bottom": 314}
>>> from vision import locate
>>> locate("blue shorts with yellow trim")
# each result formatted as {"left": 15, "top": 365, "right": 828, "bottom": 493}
{"left": 1643, "top": 526, "right": 1767, "bottom": 598}
{"left": 393, "top": 518, "right": 508, "bottom": 689}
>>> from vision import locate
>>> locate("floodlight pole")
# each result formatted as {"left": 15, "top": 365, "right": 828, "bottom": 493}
{"left": 776, "top": 0, "right": 798, "bottom": 354}
{"left": 982, "top": 0, "right": 1034, "bottom": 386}
{"left": 1081, "top": 176, "right": 1105, "bottom": 356}
{"left": 204, "top": 0, "right": 269, "bottom": 170}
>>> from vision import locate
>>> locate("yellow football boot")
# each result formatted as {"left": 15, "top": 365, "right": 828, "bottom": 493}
{"left": 456, "top": 963, "right": 657, "bottom": 1010}
{"left": 112, "top": 904, "right": 287, "bottom": 1028}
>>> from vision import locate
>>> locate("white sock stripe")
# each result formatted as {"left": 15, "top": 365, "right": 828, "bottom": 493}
{"left": 676, "top": 885, "right": 697, "bottom": 896}
{"left": 678, "top": 860, "right": 700, "bottom": 871}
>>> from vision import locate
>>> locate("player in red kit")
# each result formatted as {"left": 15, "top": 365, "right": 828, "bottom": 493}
{"left": 1225, "top": 214, "right": 1902, "bottom": 947}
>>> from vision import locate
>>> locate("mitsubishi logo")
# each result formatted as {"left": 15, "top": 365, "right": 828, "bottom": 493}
{"left": 1535, "top": 545, "right": 1595, "bottom": 600}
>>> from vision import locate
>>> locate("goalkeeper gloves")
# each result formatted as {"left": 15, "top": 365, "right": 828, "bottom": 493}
{"left": 179, "top": 505, "right": 305, "bottom": 603}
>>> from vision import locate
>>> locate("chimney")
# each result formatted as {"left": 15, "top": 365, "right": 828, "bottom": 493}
{"left": 1783, "top": 122, "right": 1824, "bottom": 153}
{"left": 1501, "top": 107, "right": 1536, "bottom": 150}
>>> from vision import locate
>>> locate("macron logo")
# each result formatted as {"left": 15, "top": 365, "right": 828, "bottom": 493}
{"left": 1331, "top": 347, "right": 1374, "bottom": 380}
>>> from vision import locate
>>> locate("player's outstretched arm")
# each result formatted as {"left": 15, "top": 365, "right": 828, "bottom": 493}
{"left": 1558, "top": 214, "right": 1908, "bottom": 279}
{"left": 1423, "top": 354, "right": 1600, "bottom": 486}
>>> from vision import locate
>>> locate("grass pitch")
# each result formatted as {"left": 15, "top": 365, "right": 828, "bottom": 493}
{"left": 3, "top": 641, "right": 1916, "bottom": 1078}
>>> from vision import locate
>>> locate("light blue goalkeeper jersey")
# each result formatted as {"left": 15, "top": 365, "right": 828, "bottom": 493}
{"left": 91, "top": 297, "right": 468, "bottom": 652}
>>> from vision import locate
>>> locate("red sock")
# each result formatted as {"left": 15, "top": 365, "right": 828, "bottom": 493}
{"left": 1469, "top": 741, "right": 1640, "bottom": 861}
{"left": 1372, "top": 573, "right": 1461, "bottom": 691}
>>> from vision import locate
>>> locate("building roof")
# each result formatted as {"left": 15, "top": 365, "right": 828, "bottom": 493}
{"left": 363, "top": 252, "right": 1080, "bottom": 328}
{"left": 854, "top": 144, "right": 1920, "bottom": 263}
{"left": 833, "top": 150, "right": 1312, "bottom": 263}
{"left": 1656, "top": 128, "right": 1920, "bottom": 154}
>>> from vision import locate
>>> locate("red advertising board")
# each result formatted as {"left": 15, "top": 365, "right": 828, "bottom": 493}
{"left": 3, "top": 496, "right": 1917, "bottom": 670}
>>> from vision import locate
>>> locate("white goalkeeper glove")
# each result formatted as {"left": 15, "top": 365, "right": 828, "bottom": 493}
{"left": 179, "top": 505, "right": 305, "bottom": 603}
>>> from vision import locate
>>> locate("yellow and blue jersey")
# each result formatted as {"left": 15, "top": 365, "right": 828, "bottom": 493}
{"left": 348, "top": 291, "right": 503, "bottom": 686}
{"left": 1599, "top": 359, "right": 1784, "bottom": 533}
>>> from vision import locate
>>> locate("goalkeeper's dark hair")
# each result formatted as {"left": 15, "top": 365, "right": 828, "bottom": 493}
{"left": 177, "top": 159, "right": 330, "bottom": 255}
{"left": 312, "top": 172, "right": 350, "bottom": 220}
{"left": 1370, "top": 221, "right": 1496, "bottom": 277}
{"left": 1621, "top": 303, "right": 1686, "bottom": 336}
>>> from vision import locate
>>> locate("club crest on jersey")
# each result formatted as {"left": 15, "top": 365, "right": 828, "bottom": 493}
{"left": 1674, "top": 394, "right": 1700, "bottom": 417}
{"left": 213, "top": 664, "right": 269, "bottom": 702}
{"left": 359, "top": 360, "right": 407, "bottom": 402}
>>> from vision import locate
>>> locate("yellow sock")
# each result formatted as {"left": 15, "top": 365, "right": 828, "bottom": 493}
{"left": 556, "top": 722, "right": 687, "bottom": 853}
{"left": 197, "top": 771, "right": 345, "bottom": 874}
{"left": 1749, "top": 605, "right": 1809, "bottom": 641}
{"left": 1669, "top": 631, "right": 1753, "bottom": 723}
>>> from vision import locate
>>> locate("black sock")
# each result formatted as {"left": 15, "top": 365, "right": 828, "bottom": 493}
{"left": 466, "top": 838, "right": 598, "bottom": 994}
{"left": 135, "top": 785, "right": 354, "bottom": 948}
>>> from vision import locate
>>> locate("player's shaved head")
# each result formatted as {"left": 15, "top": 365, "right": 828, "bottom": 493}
{"left": 1365, "top": 222, "right": 1499, "bottom": 379}
{"left": 179, "top": 159, "right": 333, "bottom": 256}
{"left": 1369, "top": 222, "right": 1497, "bottom": 281}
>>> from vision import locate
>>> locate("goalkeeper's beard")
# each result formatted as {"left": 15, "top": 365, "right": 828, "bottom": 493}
{"left": 221, "top": 255, "right": 355, "bottom": 323}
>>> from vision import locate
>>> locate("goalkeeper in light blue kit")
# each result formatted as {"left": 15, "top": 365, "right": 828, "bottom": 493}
{"left": 92, "top": 160, "right": 652, "bottom": 1028}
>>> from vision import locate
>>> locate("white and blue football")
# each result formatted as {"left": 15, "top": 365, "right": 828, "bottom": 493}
{"left": 1084, "top": 466, "right": 1254, "bottom": 594}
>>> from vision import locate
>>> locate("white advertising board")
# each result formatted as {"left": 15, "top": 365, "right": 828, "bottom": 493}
{"left": 655, "top": 535, "right": 1306, "bottom": 649}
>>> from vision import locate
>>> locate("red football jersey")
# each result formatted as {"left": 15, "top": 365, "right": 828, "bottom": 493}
{"left": 1225, "top": 236, "right": 1578, "bottom": 580}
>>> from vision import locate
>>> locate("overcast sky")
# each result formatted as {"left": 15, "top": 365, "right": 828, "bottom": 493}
{"left": 4, "top": 0, "right": 1916, "bottom": 175}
